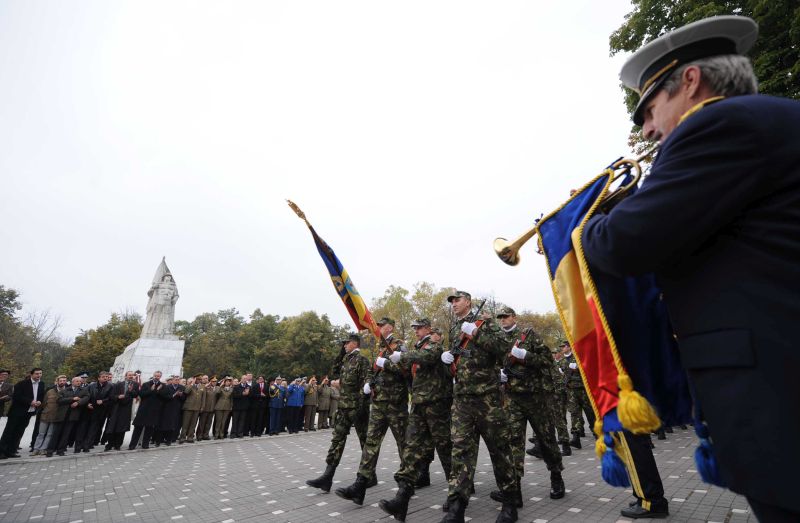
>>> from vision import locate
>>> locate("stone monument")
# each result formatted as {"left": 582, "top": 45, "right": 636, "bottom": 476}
{"left": 111, "top": 257, "right": 185, "bottom": 381}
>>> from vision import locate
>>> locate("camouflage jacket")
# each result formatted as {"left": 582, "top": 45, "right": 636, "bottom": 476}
{"left": 386, "top": 334, "right": 452, "bottom": 404}
{"left": 331, "top": 348, "right": 371, "bottom": 409}
{"left": 371, "top": 334, "right": 409, "bottom": 404}
{"left": 558, "top": 353, "right": 585, "bottom": 389}
{"left": 448, "top": 316, "right": 506, "bottom": 397}
{"left": 500, "top": 326, "right": 557, "bottom": 395}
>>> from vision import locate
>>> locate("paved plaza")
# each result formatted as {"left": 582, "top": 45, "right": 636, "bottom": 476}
{"left": 0, "top": 423, "right": 754, "bottom": 523}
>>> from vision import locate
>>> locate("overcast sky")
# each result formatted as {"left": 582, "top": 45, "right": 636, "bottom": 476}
{"left": 1, "top": 1, "right": 639, "bottom": 341}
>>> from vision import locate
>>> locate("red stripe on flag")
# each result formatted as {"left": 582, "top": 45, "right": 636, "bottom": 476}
{"left": 572, "top": 297, "right": 620, "bottom": 419}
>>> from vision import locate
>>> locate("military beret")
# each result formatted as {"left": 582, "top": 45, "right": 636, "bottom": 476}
{"left": 340, "top": 333, "right": 361, "bottom": 346}
{"left": 411, "top": 318, "right": 431, "bottom": 327}
{"left": 376, "top": 317, "right": 396, "bottom": 327}
{"left": 447, "top": 290, "right": 471, "bottom": 303}
{"left": 620, "top": 15, "right": 758, "bottom": 125}
{"left": 431, "top": 327, "right": 443, "bottom": 335}
{"left": 496, "top": 306, "right": 516, "bottom": 318}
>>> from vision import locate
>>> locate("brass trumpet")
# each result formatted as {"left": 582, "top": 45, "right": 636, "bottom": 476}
{"left": 493, "top": 144, "right": 659, "bottom": 266}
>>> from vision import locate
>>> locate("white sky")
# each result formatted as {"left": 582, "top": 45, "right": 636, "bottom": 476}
{"left": 1, "top": 1, "right": 639, "bottom": 341}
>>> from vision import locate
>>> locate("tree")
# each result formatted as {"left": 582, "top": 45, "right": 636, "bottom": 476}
{"left": 610, "top": 0, "right": 800, "bottom": 145}
{"left": 64, "top": 312, "right": 142, "bottom": 378}
{"left": 515, "top": 311, "right": 566, "bottom": 350}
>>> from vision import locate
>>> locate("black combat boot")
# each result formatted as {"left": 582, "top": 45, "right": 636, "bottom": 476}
{"left": 378, "top": 481, "right": 414, "bottom": 521}
{"left": 366, "top": 474, "right": 378, "bottom": 488}
{"left": 561, "top": 442, "right": 572, "bottom": 456}
{"left": 496, "top": 501, "right": 518, "bottom": 523}
{"left": 526, "top": 443, "right": 543, "bottom": 459}
{"left": 490, "top": 488, "right": 523, "bottom": 508}
{"left": 306, "top": 464, "right": 336, "bottom": 492}
{"left": 656, "top": 427, "right": 666, "bottom": 440}
{"left": 415, "top": 462, "right": 431, "bottom": 488}
{"left": 335, "top": 474, "right": 368, "bottom": 505}
{"left": 569, "top": 433, "right": 582, "bottom": 449}
{"left": 550, "top": 470, "right": 565, "bottom": 499}
{"left": 440, "top": 496, "right": 467, "bottom": 523}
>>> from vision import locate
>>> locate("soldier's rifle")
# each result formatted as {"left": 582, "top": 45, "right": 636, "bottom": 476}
{"left": 448, "top": 300, "right": 487, "bottom": 378}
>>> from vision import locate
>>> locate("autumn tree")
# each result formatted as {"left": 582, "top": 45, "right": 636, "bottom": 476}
{"left": 64, "top": 312, "right": 142, "bottom": 378}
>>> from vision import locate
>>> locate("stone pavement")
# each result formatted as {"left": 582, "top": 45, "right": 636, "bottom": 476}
{"left": 0, "top": 424, "right": 754, "bottom": 523}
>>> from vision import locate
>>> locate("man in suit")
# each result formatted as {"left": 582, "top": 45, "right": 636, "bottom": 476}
{"left": 581, "top": 16, "right": 800, "bottom": 522}
{"left": 0, "top": 368, "right": 44, "bottom": 459}
{"left": 250, "top": 375, "right": 269, "bottom": 436}
{"left": 128, "top": 371, "right": 165, "bottom": 450}
{"left": 104, "top": 371, "right": 139, "bottom": 451}
{"left": 230, "top": 374, "right": 252, "bottom": 438}
{"left": 54, "top": 376, "right": 90, "bottom": 455}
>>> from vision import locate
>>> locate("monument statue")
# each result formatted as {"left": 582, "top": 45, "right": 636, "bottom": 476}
{"left": 141, "top": 258, "right": 179, "bottom": 339}
{"left": 110, "top": 257, "right": 185, "bottom": 381}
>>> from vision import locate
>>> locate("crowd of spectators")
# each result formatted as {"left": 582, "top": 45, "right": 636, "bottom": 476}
{"left": 0, "top": 367, "right": 340, "bottom": 459}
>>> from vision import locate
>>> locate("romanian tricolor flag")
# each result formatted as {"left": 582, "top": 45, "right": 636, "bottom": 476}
{"left": 535, "top": 165, "right": 692, "bottom": 486}
{"left": 288, "top": 200, "right": 380, "bottom": 338}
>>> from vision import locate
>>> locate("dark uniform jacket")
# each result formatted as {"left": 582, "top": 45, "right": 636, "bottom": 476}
{"left": 232, "top": 383, "right": 252, "bottom": 411}
{"left": 388, "top": 334, "right": 451, "bottom": 405}
{"left": 448, "top": 316, "right": 506, "bottom": 397}
{"left": 331, "top": 349, "right": 370, "bottom": 410}
{"left": 582, "top": 95, "right": 800, "bottom": 512}
{"left": 371, "top": 334, "right": 408, "bottom": 404}
{"left": 500, "top": 326, "right": 556, "bottom": 395}
{"left": 158, "top": 383, "right": 185, "bottom": 431}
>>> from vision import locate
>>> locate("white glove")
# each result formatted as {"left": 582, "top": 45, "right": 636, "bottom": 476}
{"left": 511, "top": 346, "right": 527, "bottom": 359}
{"left": 558, "top": 367, "right": 564, "bottom": 374}
{"left": 441, "top": 351, "right": 455, "bottom": 364}
{"left": 389, "top": 351, "right": 402, "bottom": 364}
{"left": 569, "top": 362, "right": 577, "bottom": 370}
{"left": 460, "top": 322, "right": 478, "bottom": 336}
{"left": 363, "top": 383, "right": 371, "bottom": 395}
{"left": 375, "top": 357, "right": 387, "bottom": 368}
{"left": 499, "top": 369, "right": 508, "bottom": 383}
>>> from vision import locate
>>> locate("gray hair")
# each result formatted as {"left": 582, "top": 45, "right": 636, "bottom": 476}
{"left": 662, "top": 54, "right": 758, "bottom": 98}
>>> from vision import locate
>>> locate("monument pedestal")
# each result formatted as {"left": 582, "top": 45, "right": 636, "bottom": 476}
{"left": 111, "top": 338, "right": 185, "bottom": 382}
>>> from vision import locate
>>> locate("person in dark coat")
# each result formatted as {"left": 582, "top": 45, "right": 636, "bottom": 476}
{"left": 230, "top": 374, "right": 252, "bottom": 438}
{"left": 582, "top": 16, "right": 800, "bottom": 522}
{"left": 128, "top": 371, "right": 165, "bottom": 450}
{"left": 0, "top": 368, "right": 45, "bottom": 459}
{"left": 104, "top": 371, "right": 139, "bottom": 451}
{"left": 154, "top": 375, "right": 184, "bottom": 446}
{"left": 75, "top": 371, "right": 114, "bottom": 452}
{"left": 54, "top": 376, "right": 90, "bottom": 455}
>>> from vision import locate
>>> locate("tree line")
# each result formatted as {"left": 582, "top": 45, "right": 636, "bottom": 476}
{"left": 0, "top": 282, "right": 564, "bottom": 384}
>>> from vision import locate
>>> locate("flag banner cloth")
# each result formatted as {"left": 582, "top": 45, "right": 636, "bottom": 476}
{"left": 535, "top": 166, "right": 692, "bottom": 487}
{"left": 288, "top": 200, "right": 380, "bottom": 338}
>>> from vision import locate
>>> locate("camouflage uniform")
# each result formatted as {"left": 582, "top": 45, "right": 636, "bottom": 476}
{"left": 448, "top": 316, "right": 517, "bottom": 503}
{"left": 390, "top": 334, "right": 453, "bottom": 485}
{"left": 326, "top": 348, "right": 371, "bottom": 467}
{"left": 356, "top": 334, "right": 409, "bottom": 481}
{"left": 501, "top": 327, "right": 564, "bottom": 480}
{"left": 550, "top": 356, "right": 570, "bottom": 445}
{"left": 559, "top": 353, "right": 596, "bottom": 435}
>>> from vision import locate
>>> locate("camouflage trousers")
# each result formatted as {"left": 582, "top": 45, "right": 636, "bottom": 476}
{"left": 356, "top": 400, "right": 408, "bottom": 481}
{"left": 507, "top": 391, "right": 563, "bottom": 479}
{"left": 394, "top": 399, "right": 452, "bottom": 485}
{"left": 325, "top": 406, "right": 369, "bottom": 467}
{"left": 449, "top": 392, "right": 516, "bottom": 501}
{"left": 566, "top": 385, "right": 596, "bottom": 435}
{"left": 552, "top": 390, "right": 570, "bottom": 444}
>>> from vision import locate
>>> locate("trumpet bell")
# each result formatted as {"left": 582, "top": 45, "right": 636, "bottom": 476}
{"left": 494, "top": 237, "right": 520, "bottom": 266}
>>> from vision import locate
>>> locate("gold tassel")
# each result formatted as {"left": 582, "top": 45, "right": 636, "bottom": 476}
{"left": 594, "top": 419, "right": 606, "bottom": 458}
{"left": 616, "top": 373, "right": 662, "bottom": 434}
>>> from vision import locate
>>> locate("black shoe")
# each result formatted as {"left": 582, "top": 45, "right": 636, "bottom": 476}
{"left": 335, "top": 474, "right": 369, "bottom": 505}
{"left": 141, "top": 445, "right": 149, "bottom": 450}
{"left": 366, "top": 474, "right": 378, "bottom": 488}
{"left": 104, "top": 447, "right": 113, "bottom": 452}
{"left": 440, "top": 496, "right": 467, "bottom": 523}
{"left": 527, "top": 444, "right": 542, "bottom": 459}
{"left": 550, "top": 470, "right": 565, "bottom": 499}
{"left": 679, "top": 424, "right": 688, "bottom": 430}
{"left": 490, "top": 490, "right": 522, "bottom": 508}
{"left": 7, "top": 453, "right": 21, "bottom": 458}
{"left": 629, "top": 499, "right": 640, "bottom": 507}
{"left": 415, "top": 465, "right": 430, "bottom": 488}
{"left": 620, "top": 505, "right": 669, "bottom": 519}
{"left": 656, "top": 428, "right": 666, "bottom": 440}
{"left": 496, "top": 501, "right": 518, "bottom": 523}
{"left": 56, "top": 451, "right": 65, "bottom": 456}
{"left": 378, "top": 482, "right": 414, "bottom": 522}
{"left": 82, "top": 448, "right": 89, "bottom": 453}
{"left": 569, "top": 433, "right": 581, "bottom": 449}
{"left": 560, "top": 442, "right": 572, "bottom": 456}
{"left": 306, "top": 464, "right": 336, "bottom": 492}
{"left": 45, "top": 452, "right": 53, "bottom": 458}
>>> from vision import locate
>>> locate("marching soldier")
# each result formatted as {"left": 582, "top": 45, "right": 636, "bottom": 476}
{"left": 439, "top": 290, "right": 518, "bottom": 523}
{"left": 559, "top": 340, "right": 596, "bottom": 448}
{"left": 494, "top": 307, "right": 565, "bottom": 508}
{"left": 379, "top": 318, "right": 453, "bottom": 521}
{"left": 336, "top": 317, "right": 408, "bottom": 504}
{"left": 306, "top": 333, "right": 370, "bottom": 492}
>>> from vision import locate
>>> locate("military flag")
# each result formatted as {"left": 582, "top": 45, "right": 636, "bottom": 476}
{"left": 535, "top": 163, "right": 692, "bottom": 486}
{"left": 287, "top": 200, "right": 380, "bottom": 338}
